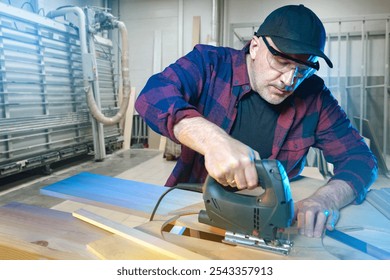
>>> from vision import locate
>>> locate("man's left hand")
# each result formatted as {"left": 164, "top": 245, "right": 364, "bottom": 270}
{"left": 294, "top": 180, "right": 355, "bottom": 238}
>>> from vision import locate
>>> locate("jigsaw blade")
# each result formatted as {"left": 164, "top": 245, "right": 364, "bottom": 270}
{"left": 223, "top": 231, "right": 293, "bottom": 255}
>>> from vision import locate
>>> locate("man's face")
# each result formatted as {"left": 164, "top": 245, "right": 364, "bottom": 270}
{"left": 247, "top": 36, "right": 315, "bottom": 105}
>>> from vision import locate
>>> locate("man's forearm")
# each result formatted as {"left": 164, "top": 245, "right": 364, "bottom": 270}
{"left": 315, "top": 179, "right": 356, "bottom": 209}
{"left": 173, "top": 116, "right": 260, "bottom": 189}
{"left": 173, "top": 116, "right": 230, "bottom": 156}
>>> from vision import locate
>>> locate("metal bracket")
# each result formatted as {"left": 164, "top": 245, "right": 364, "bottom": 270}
{"left": 223, "top": 231, "right": 293, "bottom": 255}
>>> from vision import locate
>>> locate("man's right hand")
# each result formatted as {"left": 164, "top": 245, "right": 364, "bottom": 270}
{"left": 173, "top": 117, "right": 260, "bottom": 190}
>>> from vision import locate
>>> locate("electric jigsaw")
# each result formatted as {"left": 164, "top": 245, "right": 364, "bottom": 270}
{"left": 198, "top": 159, "right": 294, "bottom": 255}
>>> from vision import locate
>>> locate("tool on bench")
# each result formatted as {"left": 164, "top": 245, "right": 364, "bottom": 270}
{"left": 198, "top": 159, "right": 294, "bottom": 255}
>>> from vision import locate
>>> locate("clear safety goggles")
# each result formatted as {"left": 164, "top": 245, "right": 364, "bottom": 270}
{"left": 261, "top": 36, "right": 319, "bottom": 80}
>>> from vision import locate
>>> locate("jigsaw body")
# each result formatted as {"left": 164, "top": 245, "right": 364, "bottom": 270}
{"left": 198, "top": 159, "right": 294, "bottom": 255}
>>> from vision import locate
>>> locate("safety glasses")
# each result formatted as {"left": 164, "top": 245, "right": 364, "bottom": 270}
{"left": 261, "top": 36, "right": 319, "bottom": 79}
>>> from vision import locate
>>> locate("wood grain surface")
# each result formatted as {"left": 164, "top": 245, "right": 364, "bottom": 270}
{"left": 0, "top": 202, "right": 112, "bottom": 259}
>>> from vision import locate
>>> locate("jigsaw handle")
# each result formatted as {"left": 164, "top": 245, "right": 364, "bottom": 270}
{"left": 199, "top": 159, "right": 294, "bottom": 240}
{"left": 256, "top": 160, "right": 292, "bottom": 206}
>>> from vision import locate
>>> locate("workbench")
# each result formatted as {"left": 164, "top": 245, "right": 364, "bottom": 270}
{"left": 0, "top": 170, "right": 389, "bottom": 260}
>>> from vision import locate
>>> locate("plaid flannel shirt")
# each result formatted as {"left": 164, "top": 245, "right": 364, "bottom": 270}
{"left": 135, "top": 44, "right": 378, "bottom": 204}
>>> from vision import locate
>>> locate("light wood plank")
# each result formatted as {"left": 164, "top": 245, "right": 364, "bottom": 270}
{"left": 159, "top": 136, "right": 167, "bottom": 151}
{"left": 192, "top": 16, "right": 201, "bottom": 46}
{"left": 136, "top": 210, "right": 337, "bottom": 260}
{"left": 87, "top": 235, "right": 174, "bottom": 260}
{"left": 0, "top": 202, "right": 111, "bottom": 259}
{"left": 0, "top": 233, "right": 88, "bottom": 260}
{"left": 73, "top": 209, "right": 209, "bottom": 260}
{"left": 123, "top": 87, "right": 136, "bottom": 150}
{"left": 52, "top": 200, "right": 149, "bottom": 227}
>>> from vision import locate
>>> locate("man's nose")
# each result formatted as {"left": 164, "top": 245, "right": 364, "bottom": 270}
{"left": 280, "top": 67, "right": 297, "bottom": 87}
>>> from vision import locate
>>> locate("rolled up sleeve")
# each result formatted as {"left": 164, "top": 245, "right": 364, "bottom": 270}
{"left": 315, "top": 89, "right": 378, "bottom": 204}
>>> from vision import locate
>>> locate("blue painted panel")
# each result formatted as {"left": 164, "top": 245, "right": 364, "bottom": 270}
{"left": 41, "top": 172, "right": 202, "bottom": 216}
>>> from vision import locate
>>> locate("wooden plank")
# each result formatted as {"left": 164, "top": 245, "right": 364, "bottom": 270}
{"left": 87, "top": 235, "right": 174, "bottom": 260}
{"left": 52, "top": 200, "right": 149, "bottom": 227}
{"left": 136, "top": 211, "right": 337, "bottom": 260}
{"left": 123, "top": 87, "right": 136, "bottom": 150}
{"left": 0, "top": 202, "right": 111, "bottom": 259}
{"left": 73, "top": 209, "right": 209, "bottom": 260}
{"left": 192, "top": 16, "right": 201, "bottom": 46}
{"left": 0, "top": 233, "right": 88, "bottom": 260}
{"left": 136, "top": 213, "right": 289, "bottom": 259}
{"left": 159, "top": 136, "right": 167, "bottom": 151}
{"left": 40, "top": 172, "right": 202, "bottom": 216}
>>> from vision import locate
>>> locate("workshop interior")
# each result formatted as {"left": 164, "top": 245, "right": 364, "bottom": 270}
{"left": 0, "top": 0, "right": 390, "bottom": 260}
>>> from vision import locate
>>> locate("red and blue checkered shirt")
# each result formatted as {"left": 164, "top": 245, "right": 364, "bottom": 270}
{"left": 135, "top": 44, "right": 378, "bottom": 204}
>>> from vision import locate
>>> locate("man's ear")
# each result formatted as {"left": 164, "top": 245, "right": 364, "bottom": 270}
{"left": 249, "top": 36, "right": 260, "bottom": 59}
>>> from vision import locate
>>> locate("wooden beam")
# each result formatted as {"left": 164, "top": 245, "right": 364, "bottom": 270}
{"left": 87, "top": 235, "right": 174, "bottom": 260}
{"left": 159, "top": 136, "right": 167, "bottom": 151}
{"left": 0, "top": 233, "right": 88, "bottom": 260}
{"left": 123, "top": 87, "right": 136, "bottom": 150}
{"left": 73, "top": 209, "right": 209, "bottom": 260}
{"left": 192, "top": 16, "right": 201, "bottom": 46}
{"left": 0, "top": 202, "right": 112, "bottom": 259}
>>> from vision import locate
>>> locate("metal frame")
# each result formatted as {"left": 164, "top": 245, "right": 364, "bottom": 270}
{"left": 0, "top": 3, "right": 121, "bottom": 177}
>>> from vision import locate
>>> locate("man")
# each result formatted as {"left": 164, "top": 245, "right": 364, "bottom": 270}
{"left": 135, "top": 5, "right": 378, "bottom": 238}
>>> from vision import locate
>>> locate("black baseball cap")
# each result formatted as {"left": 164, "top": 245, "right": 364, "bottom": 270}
{"left": 256, "top": 5, "right": 333, "bottom": 68}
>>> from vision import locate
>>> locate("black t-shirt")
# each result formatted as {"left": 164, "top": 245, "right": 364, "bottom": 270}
{"left": 230, "top": 91, "right": 282, "bottom": 159}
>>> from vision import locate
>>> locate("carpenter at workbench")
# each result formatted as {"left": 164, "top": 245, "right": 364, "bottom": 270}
{"left": 135, "top": 5, "right": 378, "bottom": 239}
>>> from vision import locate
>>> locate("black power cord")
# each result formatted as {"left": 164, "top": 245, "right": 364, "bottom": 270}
{"left": 149, "top": 183, "right": 203, "bottom": 221}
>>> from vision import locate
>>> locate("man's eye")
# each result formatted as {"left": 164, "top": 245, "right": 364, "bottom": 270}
{"left": 275, "top": 57, "right": 290, "bottom": 66}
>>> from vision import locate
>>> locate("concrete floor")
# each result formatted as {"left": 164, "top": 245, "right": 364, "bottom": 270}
{"left": 0, "top": 148, "right": 163, "bottom": 209}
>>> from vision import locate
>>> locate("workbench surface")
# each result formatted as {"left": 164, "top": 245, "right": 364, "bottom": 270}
{"left": 1, "top": 167, "right": 389, "bottom": 260}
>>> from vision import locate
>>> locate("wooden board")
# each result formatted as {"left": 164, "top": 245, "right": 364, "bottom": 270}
{"left": 0, "top": 202, "right": 111, "bottom": 259}
{"left": 123, "top": 87, "right": 137, "bottom": 150}
{"left": 40, "top": 172, "right": 203, "bottom": 217}
{"left": 136, "top": 210, "right": 337, "bottom": 260}
{"left": 192, "top": 16, "right": 201, "bottom": 46}
{"left": 52, "top": 200, "right": 149, "bottom": 227}
{"left": 73, "top": 209, "right": 209, "bottom": 260}
{"left": 35, "top": 172, "right": 390, "bottom": 260}
{"left": 0, "top": 232, "right": 88, "bottom": 260}
{"left": 87, "top": 235, "right": 175, "bottom": 260}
